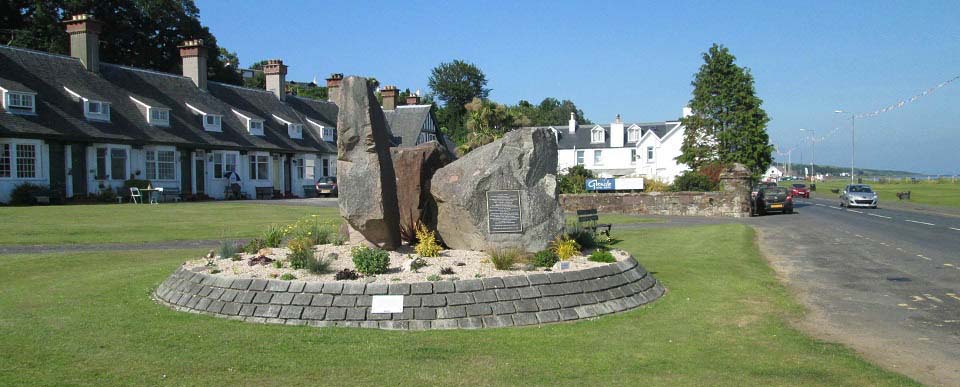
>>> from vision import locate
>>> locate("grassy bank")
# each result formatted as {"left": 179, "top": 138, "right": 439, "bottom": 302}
{"left": 790, "top": 179, "right": 960, "bottom": 208}
{"left": 0, "top": 225, "right": 914, "bottom": 385}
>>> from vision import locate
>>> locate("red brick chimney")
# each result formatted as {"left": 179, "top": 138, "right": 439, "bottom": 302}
{"left": 178, "top": 39, "right": 207, "bottom": 90}
{"left": 405, "top": 93, "right": 420, "bottom": 105}
{"left": 381, "top": 85, "right": 398, "bottom": 110}
{"left": 263, "top": 59, "right": 287, "bottom": 101}
{"left": 64, "top": 14, "right": 102, "bottom": 72}
{"left": 326, "top": 73, "right": 343, "bottom": 105}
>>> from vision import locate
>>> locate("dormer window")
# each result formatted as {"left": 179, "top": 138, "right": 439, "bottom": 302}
{"left": 148, "top": 108, "right": 170, "bottom": 126}
{"left": 322, "top": 127, "right": 334, "bottom": 142}
{"left": 248, "top": 120, "right": 264, "bottom": 136}
{"left": 204, "top": 115, "right": 222, "bottom": 132}
{"left": 627, "top": 127, "right": 641, "bottom": 143}
{"left": 84, "top": 100, "right": 110, "bottom": 121}
{"left": 3, "top": 91, "right": 36, "bottom": 114}
{"left": 591, "top": 127, "right": 605, "bottom": 144}
{"left": 288, "top": 123, "right": 303, "bottom": 139}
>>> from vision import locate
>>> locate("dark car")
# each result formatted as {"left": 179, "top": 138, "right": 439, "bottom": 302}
{"left": 790, "top": 183, "right": 810, "bottom": 198}
{"left": 315, "top": 177, "right": 338, "bottom": 197}
{"left": 751, "top": 186, "right": 794, "bottom": 216}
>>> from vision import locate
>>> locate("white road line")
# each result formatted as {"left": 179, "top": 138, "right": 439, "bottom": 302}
{"left": 950, "top": 227, "right": 960, "bottom": 232}
{"left": 869, "top": 213, "right": 892, "bottom": 219}
{"left": 917, "top": 254, "right": 932, "bottom": 261}
{"left": 815, "top": 204, "right": 826, "bottom": 207}
{"left": 829, "top": 206, "right": 842, "bottom": 210}
{"left": 905, "top": 219, "right": 935, "bottom": 226}
{"left": 847, "top": 209, "right": 864, "bottom": 214}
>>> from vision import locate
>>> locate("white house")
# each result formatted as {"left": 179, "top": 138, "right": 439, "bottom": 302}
{"left": 763, "top": 166, "right": 783, "bottom": 182}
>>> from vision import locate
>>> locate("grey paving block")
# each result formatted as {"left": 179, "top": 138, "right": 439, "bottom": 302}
{"left": 561, "top": 282, "right": 583, "bottom": 295}
{"left": 213, "top": 277, "right": 234, "bottom": 288}
{"left": 219, "top": 289, "right": 239, "bottom": 302}
{"left": 593, "top": 290, "right": 612, "bottom": 302}
{"left": 266, "top": 318, "right": 286, "bottom": 324}
{"left": 302, "top": 307, "right": 326, "bottom": 320}
{"left": 254, "top": 305, "right": 281, "bottom": 318}
{"left": 355, "top": 296, "right": 373, "bottom": 307}
{"left": 623, "top": 269, "right": 642, "bottom": 283}
{"left": 185, "top": 296, "right": 201, "bottom": 309}
{"left": 388, "top": 283, "right": 411, "bottom": 295}
{"left": 266, "top": 280, "right": 290, "bottom": 292}
{"left": 205, "top": 300, "right": 225, "bottom": 314}
{"left": 574, "top": 304, "right": 598, "bottom": 319}
{"left": 495, "top": 288, "right": 520, "bottom": 301}
{"left": 594, "top": 302, "right": 614, "bottom": 315}
{"left": 546, "top": 272, "right": 567, "bottom": 284}
{"left": 366, "top": 310, "right": 392, "bottom": 320}
{"left": 220, "top": 302, "right": 242, "bottom": 316}
{"left": 252, "top": 292, "right": 273, "bottom": 304}
{"left": 558, "top": 294, "right": 581, "bottom": 308}
{"left": 577, "top": 293, "right": 599, "bottom": 305}
{"left": 600, "top": 264, "right": 618, "bottom": 277}
{"left": 288, "top": 281, "right": 306, "bottom": 293}
{"left": 458, "top": 317, "right": 483, "bottom": 329}
{"left": 332, "top": 295, "right": 357, "bottom": 307}
{"left": 335, "top": 321, "right": 360, "bottom": 328}
{"left": 307, "top": 321, "right": 336, "bottom": 328}
{"left": 518, "top": 286, "right": 541, "bottom": 299}
{"left": 512, "top": 312, "right": 539, "bottom": 326}
{"left": 410, "top": 282, "right": 433, "bottom": 294}
{"left": 536, "top": 297, "right": 560, "bottom": 311}
{"left": 311, "top": 294, "right": 334, "bottom": 307}
{"left": 436, "top": 306, "right": 466, "bottom": 319}
{"left": 279, "top": 306, "right": 304, "bottom": 319}
{"left": 198, "top": 286, "right": 214, "bottom": 297}
{"left": 304, "top": 282, "right": 325, "bottom": 293}
{"left": 608, "top": 286, "right": 627, "bottom": 300}
{"left": 481, "top": 277, "right": 505, "bottom": 290}
{"left": 291, "top": 293, "right": 313, "bottom": 306}
{"left": 465, "top": 303, "right": 493, "bottom": 317}
{"left": 249, "top": 279, "right": 268, "bottom": 291}
{"left": 482, "top": 315, "right": 514, "bottom": 328}
{"left": 285, "top": 319, "right": 307, "bottom": 326}
{"left": 445, "top": 293, "right": 474, "bottom": 306}
{"left": 492, "top": 301, "right": 517, "bottom": 315}
{"left": 325, "top": 308, "right": 346, "bottom": 320}
{"left": 403, "top": 295, "right": 422, "bottom": 307}
{"left": 342, "top": 283, "right": 366, "bottom": 295}
{"left": 359, "top": 321, "right": 380, "bottom": 329}
{"left": 502, "top": 275, "right": 530, "bottom": 288}
{"left": 239, "top": 304, "right": 257, "bottom": 317}
{"left": 432, "top": 281, "right": 454, "bottom": 294}
{"left": 365, "top": 283, "right": 389, "bottom": 295}
{"left": 392, "top": 308, "right": 414, "bottom": 320}
{"left": 379, "top": 321, "right": 409, "bottom": 330}
{"left": 472, "top": 290, "right": 498, "bottom": 303}
{"left": 421, "top": 294, "right": 446, "bottom": 307}
{"left": 431, "top": 319, "right": 459, "bottom": 329}
{"left": 608, "top": 298, "right": 628, "bottom": 312}
{"left": 234, "top": 291, "right": 255, "bottom": 304}
{"left": 558, "top": 308, "right": 579, "bottom": 321}
{"left": 536, "top": 310, "right": 560, "bottom": 323}
{"left": 515, "top": 299, "right": 539, "bottom": 313}
{"left": 454, "top": 279, "right": 483, "bottom": 292}
{"left": 562, "top": 271, "right": 584, "bottom": 282}
{"left": 414, "top": 308, "right": 437, "bottom": 320}
{"left": 270, "top": 293, "right": 295, "bottom": 305}
{"left": 408, "top": 320, "right": 432, "bottom": 330}
{"left": 345, "top": 308, "right": 367, "bottom": 320}
{"left": 322, "top": 282, "right": 344, "bottom": 294}
{"left": 538, "top": 284, "right": 564, "bottom": 297}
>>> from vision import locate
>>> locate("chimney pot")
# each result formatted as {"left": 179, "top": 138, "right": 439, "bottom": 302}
{"left": 178, "top": 39, "right": 208, "bottom": 90}
{"left": 64, "top": 14, "right": 101, "bottom": 72}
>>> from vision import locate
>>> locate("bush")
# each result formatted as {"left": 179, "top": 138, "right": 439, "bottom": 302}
{"left": 9, "top": 183, "right": 48, "bottom": 205}
{"left": 288, "top": 217, "right": 335, "bottom": 246}
{"left": 335, "top": 269, "right": 359, "bottom": 281}
{"left": 272, "top": 260, "right": 283, "bottom": 269}
{"left": 489, "top": 249, "right": 520, "bottom": 270}
{"left": 550, "top": 234, "right": 581, "bottom": 260}
{"left": 351, "top": 245, "right": 390, "bottom": 275}
{"left": 644, "top": 178, "right": 671, "bottom": 192}
{"left": 287, "top": 237, "right": 314, "bottom": 270}
{"left": 244, "top": 238, "right": 267, "bottom": 254}
{"left": 262, "top": 224, "right": 286, "bottom": 248}
{"left": 557, "top": 165, "right": 595, "bottom": 194}
{"left": 698, "top": 162, "right": 729, "bottom": 187}
{"left": 439, "top": 267, "right": 455, "bottom": 275}
{"left": 414, "top": 224, "right": 442, "bottom": 257}
{"left": 671, "top": 170, "right": 716, "bottom": 192}
{"left": 426, "top": 274, "right": 441, "bottom": 282}
{"left": 304, "top": 254, "right": 332, "bottom": 274}
{"left": 588, "top": 249, "right": 616, "bottom": 263}
{"left": 532, "top": 250, "right": 559, "bottom": 268}
{"left": 567, "top": 221, "right": 597, "bottom": 249}
{"left": 218, "top": 239, "right": 239, "bottom": 260}
{"left": 280, "top": 273, "right": 297, "bottom": 281}
{"left": 409, "top": 256, "right": 428, "bottom": 272}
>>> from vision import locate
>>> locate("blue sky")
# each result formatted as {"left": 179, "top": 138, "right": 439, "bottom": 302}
{"left": 196, "top": 0, "right": 959, "bottom": 174}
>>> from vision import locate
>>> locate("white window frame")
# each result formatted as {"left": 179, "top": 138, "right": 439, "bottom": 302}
{"left": 288, "top": 123, "right": 303, "bottom": 139}
{"left": 593, "top": 150, "right": 603, "bottom": 165}
{"left": 322, "top": 127, "right": 334, "bottom": 142}
{"left": 627, "top": 128, "right": 640, "bottom": 143}
{"left": 84, "top": 100, "right": 111, "bottom": 122}
{"left": 0, "top": 139, "right": 43, "bottom": 180}
{"left": 203, "top": 114, "right": 222, "bottom": 132}
{"left": 631, "top": 149, "right": 637, "bottom": 164}
{"left": 145, "top": 147, "right": 177, "bottom": 181}
{"left": 148, "top": 107, "right": 170, "bottom": 126}
{"left": 646, "top": 146, "right": 655, "bottom": 163}
{"left": 92, "top": 144, "right": 130, "bottom": 181}
{"left": 591, "top": 128, "right": 604, "bottom": 144}
{"left": 248, "top": 152, "right": 270, "bottom": 180}
{"left": 248, "top": 119, "right": 264, "bottom": 136}
{"left": 3, "top": 91, "right": 37, "bottom": 114}
{"left": 212, "top": 151, "right": 239, "bottom": 179}
{"left": 575, "top": 150, "right": 584, "bottom": 165}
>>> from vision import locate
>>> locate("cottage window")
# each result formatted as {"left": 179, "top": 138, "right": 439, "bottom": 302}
{"left": 204, "top": 115, "right": 222, "bottom": 132}
{"left": 149, "top": 108, "right": 170, "bottom": 126}
{"left": 110, "top": 148, "right": 127, "bottom": 180}
{"left": 628, "top": 128, "right": 641, "bottom": 143}
{"left": 322, "top": 158, "right": 330, "bottom": 177}
{"left": 591, "top": 128, "right": 604, "bottom": 144}
{"left": 0, "top": 144, "right": 10, "bottom": 178}
{"left": 16, "top": 144, "right": 37, "bottom": 178}
{"left": 647, "top": 146, "right": 655, "bottom": 162}
{"left": 146, "top": 150, "right": 176, "bottom": 181}
{"left": 84, "top": 100, "right": 110, "bottom": 121}
{"left": 576, "top": 150, "right": 584, "bottom": 165}
{"left": 249, "top": 154, "right": 269, "bottom": 180}
{"left": 0, "top": 141, "right": 41, "bottom": 179}
{"left": 631, "top": 149, "right": 637, "bottom": 164}
{"left": 593, "top": 150, "right": 603, "bottom": 165}
{"left": 248, "top": 120, "right": 264, "bottom": 136}
{"left": 6, "top": 92, "right": 35, "bottom": 112}
{"left": 212, "top": 152, "right": 237, "bottom": 179}
{"left": 288, "top": 124, "right": 303, "bottom": 139}
{"left": 322, "top": 127, "right": 335, "bottom": 142}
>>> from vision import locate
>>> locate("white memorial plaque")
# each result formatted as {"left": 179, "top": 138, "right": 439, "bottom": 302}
{"left": 552, "top": 261, "right": 571, "bottom": 271}
{"left": 371, "top": 295, "right": 404, "bottom": 314}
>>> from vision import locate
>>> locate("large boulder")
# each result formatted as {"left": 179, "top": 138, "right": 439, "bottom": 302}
{"left": 336, "top": 76, "right": 401, "bottom": 249}
{"left": 390, "top": 141, "right": 452, "bottom": 240}
{"left": 430, "top": 128, "right": 564, "bottom": 252}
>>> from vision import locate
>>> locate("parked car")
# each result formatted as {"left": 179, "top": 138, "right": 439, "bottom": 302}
{"left": 315, "top": 177, "right": 338, "bottom": 197}
{"left": 790, "top": 183, "right": 810, "bottom": 198}
{"left": 751, "top": 181, "right": 779, "bottom": 200}
{"left": 751, "top": 186, "right": 794, "bottom": 216}
{"left": 840, "top": 184, "right": 878, "bottom": 208}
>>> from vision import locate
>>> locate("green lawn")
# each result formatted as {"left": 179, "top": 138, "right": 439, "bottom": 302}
{"left": 0, "top": 202, "right": 338, "bottom": 245}
{"left": 787, "top": 179, "right": 960, "bottom": 208}
{"left": 564, "top": 213, "right": 661, "bottom": 225}
{"left": 0, "top": 225, "right": 914, "bottom": 385}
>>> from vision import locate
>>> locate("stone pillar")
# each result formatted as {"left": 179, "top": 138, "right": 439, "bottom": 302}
{"left": 720, "top": 163, "right": 752, "bottom": 217}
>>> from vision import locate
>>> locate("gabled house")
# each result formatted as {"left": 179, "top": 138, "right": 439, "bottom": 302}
{"left": 378, "top": 85, "right": 452, "bottom": 156}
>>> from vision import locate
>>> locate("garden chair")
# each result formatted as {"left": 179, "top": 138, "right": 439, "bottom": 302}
{"left": 129, "top": 187, "right": 142, "bottom": 204}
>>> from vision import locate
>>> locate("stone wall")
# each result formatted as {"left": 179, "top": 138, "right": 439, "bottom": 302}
{"left": 561, "top": 191, "right": 749, "bottom": 217}
{"left": 153, "top": 256, "right": 664, "bottom": 330}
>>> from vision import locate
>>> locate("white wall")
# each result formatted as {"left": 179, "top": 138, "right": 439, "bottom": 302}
{"left": 0, "top": 138, "right": 49, "bottom": 203}
{"left": 558, "top": 147, "right": 638, "bottom": 177}
{"left": 634, "top": 124, "right": 689, "bottom": 184}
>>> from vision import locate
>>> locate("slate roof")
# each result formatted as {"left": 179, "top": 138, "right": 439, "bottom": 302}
{"left": 383, "top": 105, "right": 433, "bottom": 147}
{"left": 525, "top": 122, "right": 679, "bottom": 150}
{"left": 0, "top": 44, "right": 335, "bottom": 154}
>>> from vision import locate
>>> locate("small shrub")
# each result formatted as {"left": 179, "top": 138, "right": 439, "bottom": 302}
{"left": 230, "top": 255, "right": 242, "bottom": 262}
{"left": 244, "top": 238, "right": 267, "bottom": 254}
{"left": 671, "top": 170, "right": 716, "bottom": 192}
{"left": 210, "top": 269, "right": 222, "bottom": 274}
{"left": 280, "top": 273, "right": 297, "bottom": 281}
{"left": 414, "top": 224, "right": 442, "bottom": 257}
{"left": 330, "top": 232, "right": 346, "bottom": 246}
{"left": 426, "top": 274, "right": 441, "bottom": 281}
{"left": 10, "top": 183, "right": 48, "bottom": 205}
{"left": 644, "top": 178, "right": 671, "bottom": 192}
{"left": 335, "top": 268, "right": 359, "bottom": 281}
{"left": 489, "top": 249, "right": 520, "bottom": 270}
{"left": 588, "top": 249, "right": 616, "bottom": 263}
{"left": 532, "top": 250, "right": 559, "bottom": 268}
{"left": 248, "top": 255, "right": 274, "bottom": 266}
{"left": 287, "top": 237, "right": 314, "bottom": 270}
{"left": 351, "top": 245, "right": 390, "bottom": 275}
{"left": 262, "top": 224, "right": 286, "bottom": 248}
{"left": 272, "top": 260, "right": 283, "bottom": 269}
{"left": 439, "top": 267, "right": 455, "bottom": 275}
{"left": 551, "top": 234, "right": 581, "bottom": 260}
{"left": 567, "top": 221, "right": 597, "bottom": 249}
{"left": 268, "top": 273, "right": 279, "bottom": 279}
{"left": 594, "top": 232, "right": 613, "bottom": 246}
{"left": 409, "top": 256, "right": 428, "bottom": 272}
{"left": 218, "top": 239, "right": 239, "bottom": 260}
{"left": 304, "top": 254, "right": 332, "bottom": 274}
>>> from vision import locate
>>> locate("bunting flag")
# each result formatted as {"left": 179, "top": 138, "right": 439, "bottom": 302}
{"left": 855, "top": 75, "right": 960, "bottom": 119}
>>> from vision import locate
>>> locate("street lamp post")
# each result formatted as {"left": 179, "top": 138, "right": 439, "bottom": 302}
{"left": 834, "top": 110, "right": 855, "bottom": 183}
{"left": 800, "top": 128, "right": 815, "bottom": 181}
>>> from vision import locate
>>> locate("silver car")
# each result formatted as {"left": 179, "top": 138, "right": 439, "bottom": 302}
{"left": 840, "top": 184, "right": 878, "bottom": 208}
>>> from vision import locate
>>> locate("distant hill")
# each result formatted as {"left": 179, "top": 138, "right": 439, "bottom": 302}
{"left": 777, "top": 163, "right": 922, "bottom": 177}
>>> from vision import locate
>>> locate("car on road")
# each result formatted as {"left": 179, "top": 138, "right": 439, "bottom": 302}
{"left": 751, "top": 186, "right": 794, "bottom": 216}
{"left": 840, "top": 184, "right": 878, "bottom": 208}
{"left": 790, "top": 183, "right": 810, "bottom": 198}
{"left": 315, "top": 177, "right": 338, "bottom": 197}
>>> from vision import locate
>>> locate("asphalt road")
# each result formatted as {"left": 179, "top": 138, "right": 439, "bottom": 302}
{"left": 752, "top": 195, "right": 960, "bottom": 385}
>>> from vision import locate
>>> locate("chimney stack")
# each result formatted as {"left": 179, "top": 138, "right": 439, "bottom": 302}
{"left": 610, "top": 114, "right": 625, "bottom": 148}
{"left": 381, "top": 85, "right": 398, "bottom": 110}
{"left": 405, "top": 93, "right": 420, "bottom": 105}
{"left": 263, "top": 59, "right": 288, "bottom": 101}
{"left": 568, "top": 112, "right": 577, "bottom": 134}
{"left": 178, "top": 39, "right": 207, "bottom": 90}
{"left": 682, "top": 106, "right": 693, "bottom": 118}
{"left": 64, "top": 14, "right": 101, "bottom": 72}
{"left": 326, "top": 73, "right": 343, "bottom": 105}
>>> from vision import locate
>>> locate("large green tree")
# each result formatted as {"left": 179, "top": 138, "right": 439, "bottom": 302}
{"left": 508, "top": 98, "right": 591, "bottom": 126}
{"left": 427, "top": 59, "right": 490, "bottom": 143}
{"left": 1, "top": 0, "right": 242, "bottom": 85}
{"left": 678, "top": 44, "right": 772, "bottom": 177}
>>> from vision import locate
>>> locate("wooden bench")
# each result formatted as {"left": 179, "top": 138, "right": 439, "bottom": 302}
{"left": 896, "top": 190, "right": 911, "bottom": 200}
{"left": 302, "top": 185, "right": 317, "bottom": 198}
{"left": 160, "top": 187, "right": 182, "bottom": 202}
{"left": 255, "top": 186, "right": 274, "bottom": 200}
{"left": 576, "top": 209, "right": 612, "bottom": 236}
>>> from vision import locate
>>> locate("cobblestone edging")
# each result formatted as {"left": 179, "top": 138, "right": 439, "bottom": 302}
{"left": 152, "top": 256, "right": 665, "bottom": 330}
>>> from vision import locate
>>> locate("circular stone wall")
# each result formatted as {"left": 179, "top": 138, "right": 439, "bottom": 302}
{"left": 153, "top": 256, "right": 665, "bottom": 330}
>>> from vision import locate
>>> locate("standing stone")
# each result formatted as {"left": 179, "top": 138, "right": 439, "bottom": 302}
{"left": 336, "top": 76, "right": 401, "bottom": 249}
{"left": 391, "top": 141, "right": 452, "bottom": 239}
{"left": 430, "top": 128, "right": 564, "bottom": 252}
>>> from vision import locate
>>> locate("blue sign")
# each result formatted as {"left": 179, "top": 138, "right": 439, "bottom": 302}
{"left": 586, "top": 178, "right": 615, "bottom": 191}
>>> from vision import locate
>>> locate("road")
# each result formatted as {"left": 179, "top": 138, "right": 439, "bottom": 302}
{"left": 752, "top": 195, "right": 960, "bottom": 386}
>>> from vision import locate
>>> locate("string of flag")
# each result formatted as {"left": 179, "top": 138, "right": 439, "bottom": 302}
{"left": 854, "top": 75, "right": 960, "bottom": 119}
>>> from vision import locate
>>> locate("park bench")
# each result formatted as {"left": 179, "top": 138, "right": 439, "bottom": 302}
{"left": 160, "top": 187, "right": 182, "bottom": 202}
{"left": 302, "top": 185, "right": 317, "bottom": 198}
{"left": 576, "top": 209, "right": 612, "bottom": 236}
{"left": 896, "top": 190, "right": 911, "bottom": 200}
{"left": 255, "top": 186, "right": 274, "bottom": 200}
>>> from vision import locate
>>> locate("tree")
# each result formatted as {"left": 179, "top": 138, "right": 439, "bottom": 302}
{"left": 456, "top": 98, "right": 527, "bottom": 155}
{"left": 243, "top": 60, "right": 268, "bottom": 89}
{"left": 557, "top": 165, "right": 595, "bottom": 194}
{"left": 508, "top": 97, "right": 591, "bottom": 126}
{"left": 428, "top": 60, "right": 490, "bottom": 142}
{"left": 678, "top": 44, "right": 772, "bottom": 177}
{"left": 2, "top": 0, "right": 242, "bottom": 85}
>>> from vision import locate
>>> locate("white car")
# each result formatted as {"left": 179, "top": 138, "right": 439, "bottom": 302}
{"left": 840, "top": 184, "right": 878, "bottom": 208}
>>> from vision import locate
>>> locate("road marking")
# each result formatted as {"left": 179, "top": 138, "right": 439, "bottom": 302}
{"left": 896, "top": 247, "right": 904, "bottom": 251}
{"left": 815, "top": 203, "right": 826, "bottom": 207}
{"left": 897, "top": 303, "right": 910, "bottom": 307}
{"left": 847, "top": 209, "right": 864, "bottom": 214}
{"left": 924, "top": 294, "right": 944, "bottom": 303}
{"left": 947, "top": 293, "right": 960, "bottom": 302}
{"left": 945, "top": 320, "right": 959, "bottom": 323}
{"left": 854, "top": 234, "right": 864, "bottom": 238}
{"left": 950, "top": 227, "right": 960, "bottom": 232}
{"left": 829, "top": 206, "right": 842, "bottom": 210}
{"left": 905, "top": 219, "right": 935, "bottom": 226}
{"left": 868, "top": 213, "right": 892, "bottom": 219}
{"left": 945, "top": 263, "right": 955, "bottom": 267}
{"left": 917, "top": 254, "right": 932, "bottom": 261}
{"left": 911, "top": 295, "right": 926, "bottom": 302}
